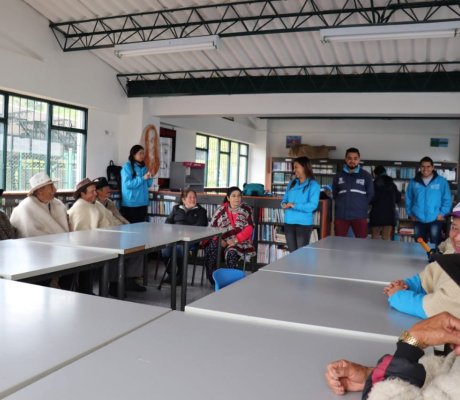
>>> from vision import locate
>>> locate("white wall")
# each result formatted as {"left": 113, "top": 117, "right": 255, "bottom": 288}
{"left": 160, "top": 116, "right": 268, "bottom": 184}
{"left": 267, "top": 119, "right": 460, "bottom": 163}
{"left": 0, "top": 0, "right": 133, "bottom": 180}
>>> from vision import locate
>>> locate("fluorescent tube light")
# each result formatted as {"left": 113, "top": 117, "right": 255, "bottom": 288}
{"left": 114, "top": 35, "right": 221, "bottom": 57}
{"left": 320, "top": 21, "right": 460, "bottom": 43}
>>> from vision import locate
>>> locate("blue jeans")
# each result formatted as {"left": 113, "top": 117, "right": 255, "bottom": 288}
{"left": 414, "top": 221, "right": 445, "bottom": 246}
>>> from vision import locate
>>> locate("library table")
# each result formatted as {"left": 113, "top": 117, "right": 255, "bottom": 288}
{"left": 23, "top": 230, "right": 146, "bottom": 301}
{"left": 0, "top": 239, "right": 117, "bottom": 296}
{"left": 309, "top": 236, "right": 427, "bottom": 260}
{"left": 5, "top": 312, "right": 395, "bottom": 400}
{"left": 99, "top": 222, "right": 223, "bottom": 310}
{"left": 186, "top": 271, "right": 420, "bottom": 340}
{"left": 261, "top": 245, "right": 425, "bottom": 284}
{"left": 0, "top": 279, "right": 169, "bottom": 398}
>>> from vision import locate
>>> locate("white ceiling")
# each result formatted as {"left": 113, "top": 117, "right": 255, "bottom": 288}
{"left": 22, "top": 0, "right": 460, "bottom": 88}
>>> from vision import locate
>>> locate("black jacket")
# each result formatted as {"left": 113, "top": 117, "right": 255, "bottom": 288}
{"left": 165, "top": 204, "right": 208, "bottom": 227}
{"left": 369, "top": 175, "right": 401, "bottom": 227}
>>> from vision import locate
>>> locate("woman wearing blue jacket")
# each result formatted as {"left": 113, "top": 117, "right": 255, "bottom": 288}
{"left": 120, "top": 144, "right": 153, "bottom": 223}
{"left": 281, "top": 156, "right": 320, "bottom": 252}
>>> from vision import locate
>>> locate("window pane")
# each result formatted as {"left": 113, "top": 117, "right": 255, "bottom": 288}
{"left": 220, "top": 140, "right": 229, "bottom": 152}
{"left": 240, "top": 144, "right": 248, "bottom": 156}
{"left": 196, "top": 134, "right": 207, "bottom": 149}
{"left": 239, "top": 156, "right": 248, "bottom": 187}
{"left": 52, "top": 105, "right": 85, "bottom": 129}
{"left": 218, "top": 154, "right": 229, "bottom": 187}
{"left": 0, "top": 123, "right": 4, "bottom": 188}
{"left": 229, "top": 142, "right": 239, "bottom": 187}
{"left": 207, "top": 137, "right": 219, "bottom": 187}
{"left": 0, "top": 94, "right": 4, "bottom": 118}
{"left": 7, "top": 96, "right": 48, "bottom": 191}
{"left": 50, "top": 129, "right": 85, "bottom": 189}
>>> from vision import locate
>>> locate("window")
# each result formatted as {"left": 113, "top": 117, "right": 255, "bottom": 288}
{"left": 1, "top": 91, "right": 87, "bottom": 191}
{"left": 196, "top": 133, "right": 248, "bottom": 188}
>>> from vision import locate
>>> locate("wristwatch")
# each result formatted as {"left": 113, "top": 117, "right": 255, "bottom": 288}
{"left": 398, "top": 330, "right": 424, "bottom": 348}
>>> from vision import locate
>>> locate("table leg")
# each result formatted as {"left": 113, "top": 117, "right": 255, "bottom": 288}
{"left": 143, "top": 251, "right": 149, "bottom": 286}
{"left": 100, "top": 261, "right": 109, "bottom": 297}
{"left": 180, "top": 241, "right": 189, "bottom": 311}
{"left": 117, "top": 254, "right": 125, "bottom": 299}
{"left": 216, "top": 233, "right": 222, "bottom": 268}
{"left": 171, "top": 243, "right": 177, "bottom": 310}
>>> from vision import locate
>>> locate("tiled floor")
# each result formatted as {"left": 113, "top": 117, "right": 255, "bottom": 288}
{"left": 122, "top": 257, "right": 214, "bottom": 308}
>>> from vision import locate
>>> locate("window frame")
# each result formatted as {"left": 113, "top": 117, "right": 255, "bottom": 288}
{"left": 196, "top": 133, "right": 248, "bottom": 189}
{"left": 1, "top": 90, "right": 88, "bottom": 191}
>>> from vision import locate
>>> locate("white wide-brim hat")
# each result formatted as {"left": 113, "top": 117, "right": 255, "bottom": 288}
{"left": 28, "top": 172, "right": 57, "bottom": 196}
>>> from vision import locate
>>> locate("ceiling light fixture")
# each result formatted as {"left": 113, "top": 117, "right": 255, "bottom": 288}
{"left": 114, "top": 35, "right": 221, "bottom": 58}
{"left": 320, "top": 21, "right": 460, "bottom": 43}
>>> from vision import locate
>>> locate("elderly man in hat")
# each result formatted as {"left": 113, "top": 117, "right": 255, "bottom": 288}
{"left": 68, "top": 178, "right": 112, "bottom": 231}
{"left": 10, "top": 172, "right": 69, "bottom": 237}
{"left": 94, "top": 177, "right": 129, "bottom": 225}
{"left": 0, "top": 189, "right": 18, "bottom": 240}
{"left": 69, "top": 178, "right": 146, "bottom": 293}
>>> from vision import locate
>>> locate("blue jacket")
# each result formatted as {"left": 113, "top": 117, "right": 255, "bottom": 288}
{"left": 120, "top": 161, "right": 153, "bottom": 207}
{"left": 405, "top": 171, "right": 451, "bottom": 223}
{"left": 281, "top": 178, "right": 320, "bottom": 225}
{"left": 388, "top": 274, "right": 427, "bottom": 319}
{"left": 332, "top": 166, "right": 374, "bottom": 220}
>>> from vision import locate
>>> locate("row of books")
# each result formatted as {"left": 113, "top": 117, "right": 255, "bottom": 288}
{"left": 272, "top": 161, "right": 293, "bottom": 172}
{"left": 148, "top": 216, "right": 167, "bottom": 224}
{"left": 258, "top": 225, "right": 286, "bottom": 243}
{"left": 258, "top": 208, "right": 321, "bottom": 224}
{"left": 257, "top": 244, "right": 289, "bottom": 264}
{"left": 311, "top": 164, "right": 335, "bottom": 175}
{"left": 148, "top": 200, "right": 175, "bottom": 216}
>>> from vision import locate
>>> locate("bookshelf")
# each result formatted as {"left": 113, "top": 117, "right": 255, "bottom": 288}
{"left": 268, "top": 157, "right": 338, "bottom": 196}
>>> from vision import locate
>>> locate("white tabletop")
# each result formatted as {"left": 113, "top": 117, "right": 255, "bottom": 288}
{"left": 98, "top": 222, "right": 222, "bottom": 248}
{"left": 261, "top": 245, "right": 425, "bottom": 284}
{"left": 0, "top": 239, "right": 117, "bottom": 281}
{"left": 0, "top": 279, "right": 169, "bottom": 398}
{"left": 24, "top": 230, "right": 146, "bottom": 254}
{"left": 5, "top": 312, "right": 396, "bottom": 400}
{"left": 309, "top": 236, "right": 427, "bottom": 259}
{"left": 186, "top": 272, "right": 420, "bottom": 340}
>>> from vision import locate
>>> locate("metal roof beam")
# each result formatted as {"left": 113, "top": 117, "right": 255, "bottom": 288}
{"left": 50, "top": 0, "right": 460, "bottom": 51}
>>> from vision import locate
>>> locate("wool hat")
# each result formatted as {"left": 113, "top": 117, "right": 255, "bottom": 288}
{"left": 450, "top": 203, "right": 460, "bottom": 218}
{"left": 28, "top": 172, "right": 57, "bottom": 196}
{"left": 93, "top": 177, "right": 110, "bottom": 190}
{"left": 74, "top": 178, "right": 95, "bottom": 197}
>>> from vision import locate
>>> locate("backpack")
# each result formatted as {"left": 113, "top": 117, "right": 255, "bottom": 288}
{"left": 242, "top": 183, "right": 265, "bottom": 196}
{"left": 107, "top": 160, "right": 122, "bottom": 190}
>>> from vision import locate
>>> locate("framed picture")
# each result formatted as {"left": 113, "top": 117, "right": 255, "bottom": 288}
{"left": 286, "top": 135, "right": 301, "bottom": 148}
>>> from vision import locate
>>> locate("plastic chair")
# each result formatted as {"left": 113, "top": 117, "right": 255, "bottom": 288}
{"left": 212, "top": 268, "right": 245, "bottom": 291}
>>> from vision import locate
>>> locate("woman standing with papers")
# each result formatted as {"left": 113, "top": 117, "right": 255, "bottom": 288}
{"left": 281, "top": 156, "right": 320, "bottom": 252}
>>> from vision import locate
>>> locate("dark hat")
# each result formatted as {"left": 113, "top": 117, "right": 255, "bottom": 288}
{"left": 431, "top": 254, "right": 460, "bottom": 286}
{"left": 0, "top": 189, "right": 3, "bottom": 196}
{"left": 74, "top": 178, "right": 95, "bottom": 197}
{"left": 374, "top": 165, "right": 386, "bottom": 176}
{"left": 93, "top": 177, "right": 109, "bottom": 190}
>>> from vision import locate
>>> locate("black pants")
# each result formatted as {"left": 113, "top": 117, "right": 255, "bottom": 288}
{"left": 120, "top": 206, "right": 148, "bottom": 223}
{"left": 284, "top": 223, "right": 313, "bottom": 253}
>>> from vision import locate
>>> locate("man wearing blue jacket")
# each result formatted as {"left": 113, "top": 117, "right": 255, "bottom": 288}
{"left": 332, "top": 147, "right": 374, "bottom": 238}
{"left": 406, "top": 156, "right": 452, "bottom": 246}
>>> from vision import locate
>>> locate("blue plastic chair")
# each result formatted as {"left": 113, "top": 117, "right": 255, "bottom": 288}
{"left": 212, "top": 268, "right": 245, "bottom": 291}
